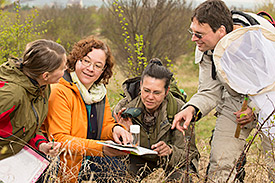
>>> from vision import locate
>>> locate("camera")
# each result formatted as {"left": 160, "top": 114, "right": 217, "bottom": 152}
{"left": 121, "top": 107, "right": 142, "bottom": 119}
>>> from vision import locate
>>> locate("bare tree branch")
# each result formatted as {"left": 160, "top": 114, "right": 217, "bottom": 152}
{"left": 101, "top": 0, "right": 194, "bottom": 77}
{"left": 225, "top": 107, "right": 275, "bottom": 182}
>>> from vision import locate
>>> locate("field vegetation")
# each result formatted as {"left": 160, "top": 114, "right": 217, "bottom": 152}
{"left": 0, "top": 0, "right": 274, "bottom": 182}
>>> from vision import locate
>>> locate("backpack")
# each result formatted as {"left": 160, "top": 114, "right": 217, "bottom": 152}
{"left": 121, "top": 76, "right": 187, "bottom": 123}
{"left": 209, "top": 11, "right": 275, "bottom": 80}
{"left": 232, "top": 10, "right": 275, "bottom": 30}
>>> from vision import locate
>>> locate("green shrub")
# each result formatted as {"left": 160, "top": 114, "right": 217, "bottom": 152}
{"left": 0, "top": 2, "right": 49, "bottom": 63}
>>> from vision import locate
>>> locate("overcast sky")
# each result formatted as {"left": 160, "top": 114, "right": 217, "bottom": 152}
{"left": 11, "top": 0, "right": 271, "bottom": 10}
{"left": 192, "top": 0, "right": 268, "bottom": 10}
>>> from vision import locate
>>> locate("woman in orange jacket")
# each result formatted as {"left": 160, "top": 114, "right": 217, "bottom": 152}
{"left": 44, "top": 36, "right": 132, "bottom": 182}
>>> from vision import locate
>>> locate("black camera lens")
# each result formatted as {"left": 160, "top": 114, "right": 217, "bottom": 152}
{"left": 121, "top": 113, "right": 132, "bottom": 119}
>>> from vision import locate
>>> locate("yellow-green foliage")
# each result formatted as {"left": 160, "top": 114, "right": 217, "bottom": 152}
{"left": 113, "top": 0, "right": 148, "bottom": 77}
{"left": 0, "top": 2, "right": 49, "bottom": 63}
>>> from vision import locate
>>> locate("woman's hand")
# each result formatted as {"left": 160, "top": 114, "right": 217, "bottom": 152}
{"left": 114, "top": 108, "right": 133, "bottom": 131}
{"left": 39, "top": 142, "right": 61, "bottom": 156}
{"left": 151, "top": 141, "right": 172, "bottom": 156}
{"left": 112, "top": 125, "right": 133, "bottom": 145}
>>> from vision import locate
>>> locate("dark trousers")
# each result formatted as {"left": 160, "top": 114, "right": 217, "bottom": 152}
{"left": 78, "top": 156, "right": 127, "bottom": 182}
{"left": 128, "top": 155, "right": 193, "bottom": 182}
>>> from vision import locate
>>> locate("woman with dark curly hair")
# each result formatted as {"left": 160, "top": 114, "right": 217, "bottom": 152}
{"left": 44, "top": 36, "right": 131, "bottom": 182}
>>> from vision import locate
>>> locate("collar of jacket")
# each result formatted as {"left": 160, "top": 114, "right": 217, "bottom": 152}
{"left": 129, "top": 96, "right": 170, "bottom": 130}
{"left": 63, "top": 70, "right": 73, "bottom": 83}
{"left": 194, "top": 48, "right": 214, "bottom": 64}
{"left": 59, "top": 71, "right": 82, "bottom": 96}
{"left": 61, "top": 70, "right": 77, "bottom": 90}
{"left": 27, "top": 76, "right": 47, "bottom": 94}
{"left": 129, "top": 96, "right": 171, "bottom": 146}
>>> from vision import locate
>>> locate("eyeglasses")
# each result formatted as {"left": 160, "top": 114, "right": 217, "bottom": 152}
{"left": 79, "top": 59, "right": 105, "bottom": 71}
{"left": 142, "top": 88, "right": 164, "bottom": 97}
{"left": 188, "top": 29, "right": 204, "bottom": 39}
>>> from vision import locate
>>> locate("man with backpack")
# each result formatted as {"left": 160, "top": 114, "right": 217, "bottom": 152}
{"left": 114, "top": 58, "right": 199, "bottom": 181}
{"left": 172, "top": 0, "right": 275, "bottom": 182}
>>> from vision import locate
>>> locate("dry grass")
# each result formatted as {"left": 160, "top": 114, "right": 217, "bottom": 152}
{"left": 39, "top": 137, "right": 270, "bottom": 182}
{"left": 2, "top": 55, "right": 273, "bottom": 182}
{"left": 105, "top": 55, "right": 273, "bottom": 182}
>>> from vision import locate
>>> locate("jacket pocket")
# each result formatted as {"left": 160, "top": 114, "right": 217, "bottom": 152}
{"left": 2, "top": 126, "right": 26, "bottom": 140}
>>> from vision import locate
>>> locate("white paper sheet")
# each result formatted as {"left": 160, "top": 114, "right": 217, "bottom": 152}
{"left": 97, "top": 141, "right": 158, "bottom": 156}
{"left": 0, "top": 146, "right": 49, "bottom": 183}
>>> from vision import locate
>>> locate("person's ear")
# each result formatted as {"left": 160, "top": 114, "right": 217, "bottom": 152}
{"left": 42, "top": 72, "right": 49, "bottom": 81}
{"left": 140, "top": 80, "right": 143, "bottom": 89}
{"left": 165, "top": 86, "right": 170, "bottom": 96}
{"left": 219, "top": 25, "right": 227, "bottom": 37}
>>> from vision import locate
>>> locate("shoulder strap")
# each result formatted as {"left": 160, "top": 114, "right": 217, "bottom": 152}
{"left": 232, "top": 10, "right": 260, "bottom": 26}
{"left": 257, "top": 11, "right": 275, "bottom": 27}
{"left": 169, "top": 77, "right": 187, "bottom": 102}
{"left": 121, "top": 76, "right": 141, "bottom": 99}
{"left": 166, "top": 92, "right": 178, "bottom": 123}
{"left": 95, "top": 96, "right": 106, "bottom": 139}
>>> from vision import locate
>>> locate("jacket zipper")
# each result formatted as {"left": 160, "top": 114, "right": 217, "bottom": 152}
{"left": 146, "top": 131, "right": 151, "bottom": 147}
{"left": 133, "top": 118, "right": 151, "bottom": 147}
{"left": 31, "top": 99, "right": 39, "bottom": 135}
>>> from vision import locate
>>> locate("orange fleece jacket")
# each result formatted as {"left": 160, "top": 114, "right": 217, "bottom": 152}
{"left": 44, "top": 77, "right": 116, "bottom": 181}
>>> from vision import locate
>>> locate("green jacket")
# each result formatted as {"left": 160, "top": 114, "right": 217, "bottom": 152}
{"left": 114, "top": 79, "right": 199, "bottom": 172}
{"left": 0, "top": 59, "right": 49, "bottom": 160}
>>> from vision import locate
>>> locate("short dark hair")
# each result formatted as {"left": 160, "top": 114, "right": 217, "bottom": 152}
{"left": 141, "top": 58, "right": 173, "bottom": 91}
{"left": 21, "top": 39, "right": 66, "bottom": 79}
{"left": 67, "top": 35, "right": 114, "bottom": 85}
{"left": 192, "top": 0, "right": 233, "bottom": 34}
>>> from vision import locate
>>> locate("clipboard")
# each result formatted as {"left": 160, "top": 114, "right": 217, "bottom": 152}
{"left": 0, "top": 145, "right": 50, "bottom": 183}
